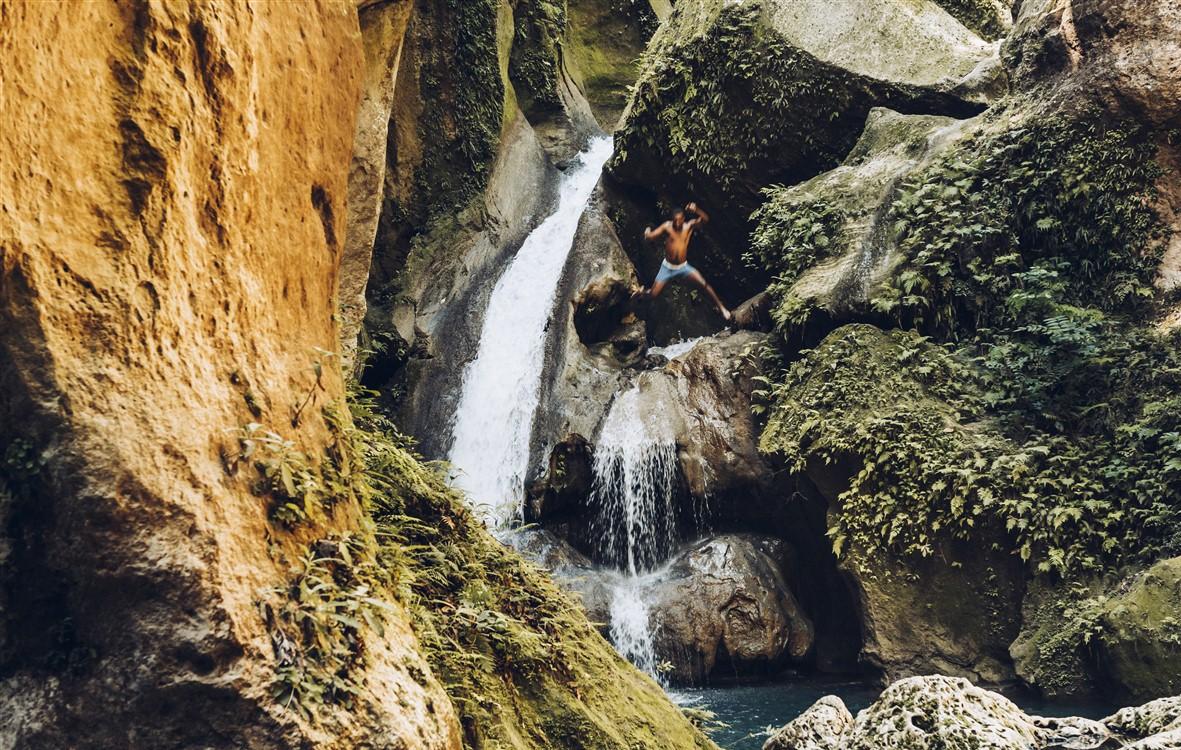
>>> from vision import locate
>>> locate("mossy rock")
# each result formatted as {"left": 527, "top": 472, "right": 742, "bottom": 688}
{"left": 608, "top": 0, "right": 993, "bottom": 238}
{"left": 1009, "top": 577, "right": 1104, "bottom": 699}
{"left": 764, "top": 325, "right": 1023, "bottom": 681}
{"left": 749, "top": 107, "right": 972, "bottom": 334}
{"left": 1096, "top": 557, "right": 1181, "bottom": 702}
{"left": 564, "top": 0, "right": 659, "bottom": 128}
{"left": 931, "top": 0, "right": 1013, "bottom": 41}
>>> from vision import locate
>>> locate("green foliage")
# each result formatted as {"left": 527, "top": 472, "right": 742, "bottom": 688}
{"left": 510, "top": 0, "right": 568, "bottom": 115}
{"left": 266, "top": 533, "right": 394, "bottom": 720}
{"left": 749, "top": 196, "right": 846, "bottom": 285}
{"left": 233, "top": 414, "right": 366, "bottom": 527}
{"left": 410, "top": 0, "right": 504, "bottom": 226}
{"left": 757, "top": 109, "right": 1179, "bottom": 578}
{"left": 748, "top": 196, "right": 846, "bottom": 329}
{"left": 612, "top": 3, "right": 881, "bottom": 201}
{"left": 873, "top": 115, "right": 1163, "bottom": 333}
{"left": 344, "top": 391, "right": 712, "bottom": 750}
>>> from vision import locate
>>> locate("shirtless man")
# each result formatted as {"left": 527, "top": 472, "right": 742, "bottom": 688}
{"left": 636, "top": 202, "right": 731, "bottom": 320}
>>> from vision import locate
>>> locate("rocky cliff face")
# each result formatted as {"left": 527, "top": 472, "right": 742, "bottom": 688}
{"left": 0, "top": 3, "right": 459, "bottom": 747}
{"left": 0, "top": 3, "right": 717, "bottom": 749}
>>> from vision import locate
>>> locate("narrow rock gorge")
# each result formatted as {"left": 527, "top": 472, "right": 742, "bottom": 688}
{"left": 2, "top": 0, "right": 1179, "bottom": 749}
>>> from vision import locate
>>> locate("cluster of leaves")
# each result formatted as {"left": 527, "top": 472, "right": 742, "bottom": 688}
{"left": 749, "top": 196, "right": 847, "bottom": 286}
{"left": 748, "top": 196, "right": 846, "bottom": 330}
{"left": 873, "top": 115, "right": 1163, "bottom": 333}
{"left": 759, "top": 112, "right": 1181, "bottom": 577}
{"left": 233, "top": 407, "right": 367, "bottom": 528}
{"left": 265, "top": 533, "right": 393, "bottom": 719}
{"left": 611, "top": 2, "right": 887, "bottom": 207}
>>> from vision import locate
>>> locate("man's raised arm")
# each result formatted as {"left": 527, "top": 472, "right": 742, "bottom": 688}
{"left": 686, "top": 202, "right": 709, "bottom": 225}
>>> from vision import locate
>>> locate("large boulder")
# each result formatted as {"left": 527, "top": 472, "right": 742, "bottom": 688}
{"left": 1096, "top": 557, "right": 1181, "bottom": 702}
{"left": 763, "top": 695, "right": 854, "bottom": 750}
{"left": 645, "top": 535, "right": 814, "bottom": 685}
{"left": 607, "top": 0, "right": 998, "bottom": 303}
{"left": 1005, "top": 0, "right": 1181, "bottom": 133}
{"left": 764, "top": 326, "right": 1024, "bottom": 683}
{"left": 1010, "top": 577, "right": 1103, "bottom": 699}
{"left": 749, "top": 108, "right": 974, "bottom": 331}
{"left": 844, "top": 676, "right": 1043, "bottom": 750}
{"left": 1105, "top": 697, "right": 1181, "bottom": 742}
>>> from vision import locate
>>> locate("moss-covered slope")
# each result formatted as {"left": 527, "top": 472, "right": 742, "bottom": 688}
{"left": 357, "top": 401, "right": 718, "bottom": 750}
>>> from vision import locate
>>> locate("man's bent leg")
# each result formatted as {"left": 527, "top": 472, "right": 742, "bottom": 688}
{"left": 688, "top": 270, "right": 731, "bottom": 320}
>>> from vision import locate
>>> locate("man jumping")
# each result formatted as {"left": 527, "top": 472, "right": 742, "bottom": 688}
{"left": 635, "top": 202, "right": 731, "bottom": 321}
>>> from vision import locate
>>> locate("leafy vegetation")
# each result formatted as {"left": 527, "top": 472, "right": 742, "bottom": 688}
{"left": 613, "top": 3, "right": 894, "bottom": 206}
{"left": 266, "top": 533, "right": 393, "bottom": 719}
{"left": 510, "top": 0, "right": 568, "bottom": 116}
{"left": 758, "top": 111, "right": 1181, "bottom": 577}
{"left": 352, "top": 393, "right": 713, "bottom": 750}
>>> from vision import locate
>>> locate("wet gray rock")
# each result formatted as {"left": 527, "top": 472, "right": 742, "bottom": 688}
{"left": 763, "top": 695, "right": 854, "bottom": 750}
{"left": 645, "top": 534, "right": 814, "bottom": 685}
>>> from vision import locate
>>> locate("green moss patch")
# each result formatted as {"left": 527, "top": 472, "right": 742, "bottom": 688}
{"left": 932, "top": 0, "right": 1008, "bottom": 41}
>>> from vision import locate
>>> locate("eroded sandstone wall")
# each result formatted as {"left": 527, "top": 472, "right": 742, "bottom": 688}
{"left": 0, "top": 2, "right": 459, "bottom": 747}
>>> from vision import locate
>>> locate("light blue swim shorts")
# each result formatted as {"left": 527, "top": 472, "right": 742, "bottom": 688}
{"left": 655, "top": 259, "right": 695, "bottom": 285}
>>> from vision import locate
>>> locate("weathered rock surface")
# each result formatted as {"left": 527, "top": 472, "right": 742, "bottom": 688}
{"left": 775, "top": 678, "right": 1181, "bottom": 750}
{"left": 1106, "top": 697, "right": 1181, "bottom": 740}
{"left": 1010, "top": 577, "right": 1102, "bottom": 699}
{"left": 0, "top": 3, "right": 461, "bottom": 748}
{"left": 751, "top": 108, "right": 973, "bottom": 327}
{"left": 763, "top": 695, "right": 854, "bottom": 750}
{"left": 340, "top": 0, "right": 415, "bottom": 371}
{"left": 1006, "top": 0, "right": 1181, "bottom": 133}
{"left": 1096, "top": 557, "right": 1181, "bottom": 702}
{"left": 607, "top": 0, "right": 995, "bottom": 285}
{"left": 844, "top": 676, "right": 1043, "bottom": 750}
{"left": 645, "top": 535, "right": 814, "bottom": 685}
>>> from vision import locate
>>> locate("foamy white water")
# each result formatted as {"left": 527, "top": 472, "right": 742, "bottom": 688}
{"left": 648, "top": 337, "right": 706, "bottom": 361}
{"left": 590, "top": 384, "right": 679, "bottom": 575}
{"left": 609, "top": 576, "right": 661, "bottom": 680}
{"left": 448, "top": 136, "right": 614, "bottom": 527}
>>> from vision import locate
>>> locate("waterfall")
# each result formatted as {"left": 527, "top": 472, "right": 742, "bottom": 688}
{"left": 589, "top": 384, "right": 680, "bottom": 575}
{"left": 609, "top": 575, "right": 661, "bottom": 678}
{"left": 590, "top": 383, "right": 684, "bottom": 684}
{"left": 447, "top": 136, "right": 614, "bottom": 527}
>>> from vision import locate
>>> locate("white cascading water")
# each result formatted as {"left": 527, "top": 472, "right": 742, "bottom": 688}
{"left": 590, "top": 383, "right": 682, "bottom": 682}
{"left": 448, "top": 136, "right": 614, "bottom": 527}
{"left": 609, "top": 575, "right": 662, "bottom": 677}
{"left": 589, "top": 384, "right": 679, "bottom": 574}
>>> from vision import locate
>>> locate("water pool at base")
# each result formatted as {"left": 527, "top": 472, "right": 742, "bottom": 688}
{"left": 673, "top": 681, "right": 1116, "bottom": 750}
{"left": 673, "top": 681, "right": 882, "bottom": 750}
